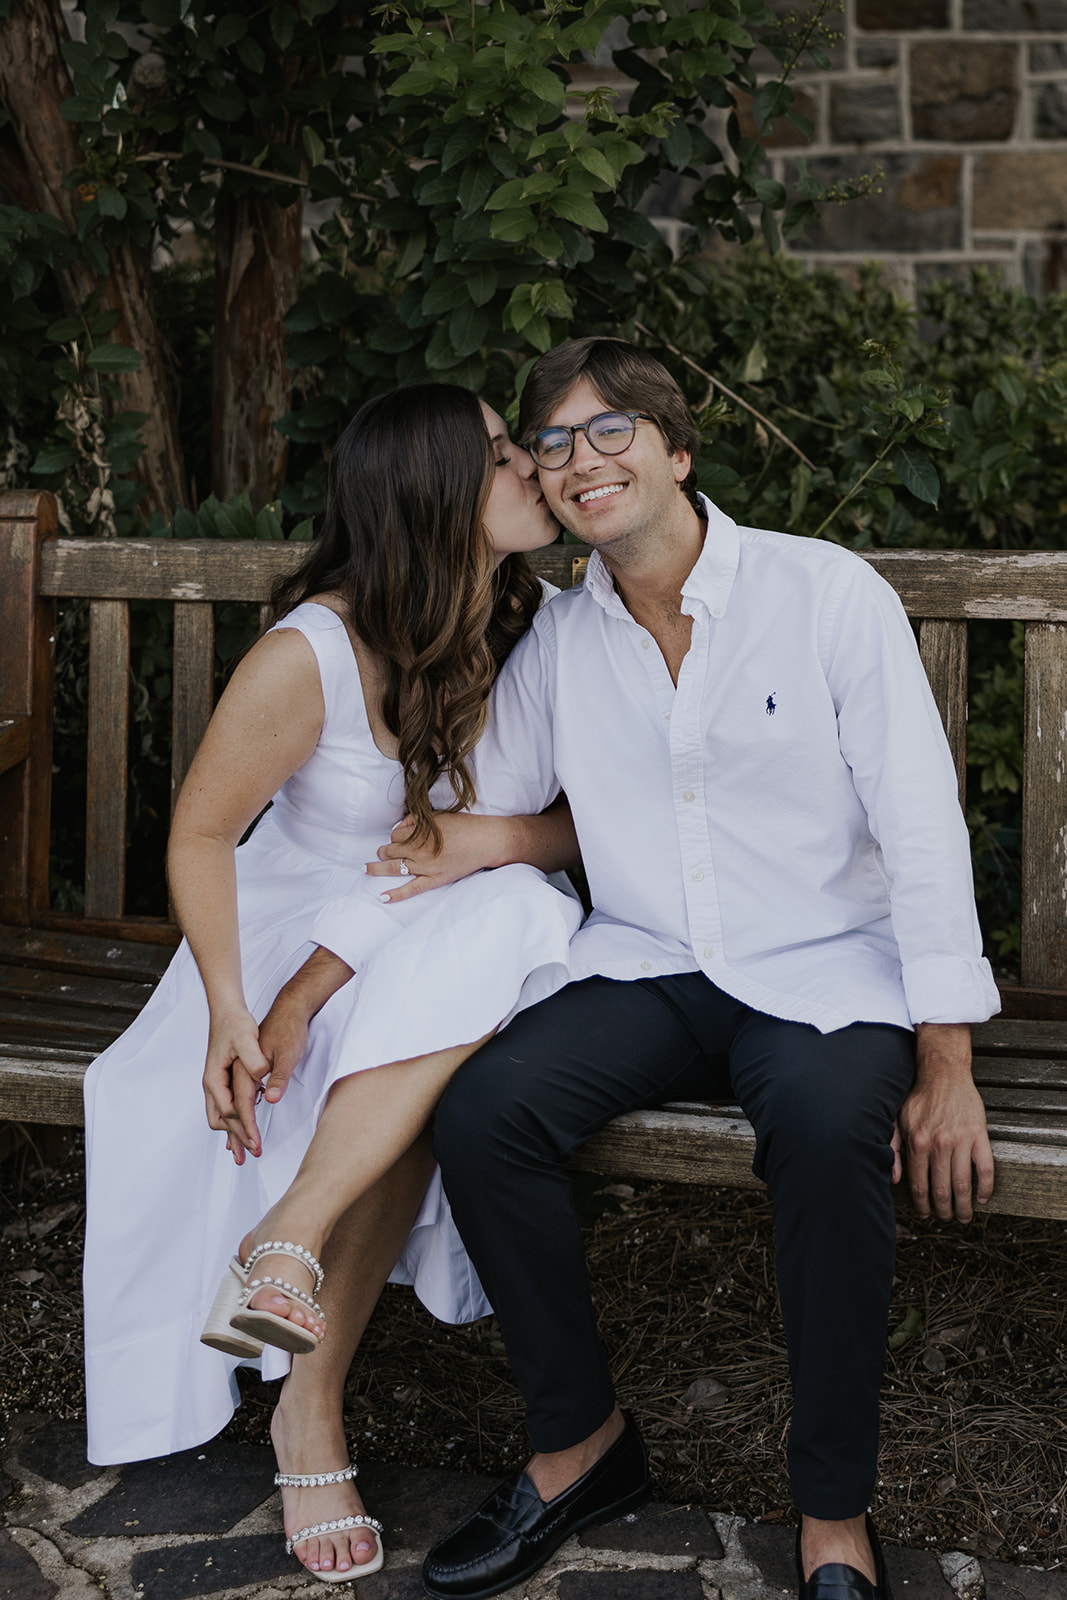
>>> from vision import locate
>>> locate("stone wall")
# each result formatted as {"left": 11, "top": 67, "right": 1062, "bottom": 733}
{"left": 690, "top": 0, "right": 1067, "bottom": 299}
{"left": 754, "top": 0, "right": 1067, "bottom": 297}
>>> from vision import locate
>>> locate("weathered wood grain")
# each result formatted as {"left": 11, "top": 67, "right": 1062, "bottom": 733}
{"left": 918, "top": 619, "right": 967, "bottom": 808}
{"left": 84, "top": 600, "right": 130, "bottom": 919}
{"left": 973, "top": 1019, "right": 1067, "bottom": 1057}
{"left": 0, "top": 962, "right": 153, "bottom": 1014}
{"left": 1021, "top": 622, "right": 1067, "bottom": 991}
{"left": 37, "top": 537, "right": 593, "bottom": 604}
{"left": 40, "top": 539, "right": 305, "bottom": 601}
{"left": 171, "top": 602, "right": 215, "bottom": 816}
{"left": 0, "top": 491, "right": 56, "bottom": 925}
{"left": 0, "top": 925, "right": 174, "bottom": 981}
{"left": 0, "top": 717, "right": 30, "bottom": 777}
{"left": 862, "top": 550, "right": 1067, "bottom": 620}
{"left": 0, "top": 1053, "right": 88, "bottom": 1124}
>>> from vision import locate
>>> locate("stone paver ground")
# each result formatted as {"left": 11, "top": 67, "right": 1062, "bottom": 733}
{"left": 1, "top": 1416, "right": 1063, "bottom": 1600}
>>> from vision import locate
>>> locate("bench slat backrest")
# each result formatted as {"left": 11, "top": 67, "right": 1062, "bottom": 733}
{"left": 2, "top": 493, "right": 1065, "bottom": 1003}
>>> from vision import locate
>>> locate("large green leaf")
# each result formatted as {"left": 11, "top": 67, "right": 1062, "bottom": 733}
{"left": 86, "top": 343, "right": 143, "bottom": 373}
{"left": 449, "top": 303, "right": 489, "bottom": 359}
{"left": 891, "top": 445, "right": 940, "bottom": 506}
{"left": 550, "top": 189, "right": 608, "bottom": 231}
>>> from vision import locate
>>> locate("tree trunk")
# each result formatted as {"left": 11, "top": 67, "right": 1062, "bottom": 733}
{"left": 211, "top": 186, "right": 304, "bottom": 509}
{"left": 0, "top": 0, "right": 189, "bottom": 521}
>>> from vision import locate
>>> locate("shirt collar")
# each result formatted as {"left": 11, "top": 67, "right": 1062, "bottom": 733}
{"left": 582, "top": 493, "right": 740, "bottom": 621}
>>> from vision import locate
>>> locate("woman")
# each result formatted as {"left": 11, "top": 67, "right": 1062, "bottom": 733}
{"left": 82, "top": 384, "right": 582, "bottom": 1582}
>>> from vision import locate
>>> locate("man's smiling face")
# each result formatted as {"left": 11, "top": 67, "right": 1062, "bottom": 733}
{"left": 534, "top": 377, "right": 692, "bottom": 554}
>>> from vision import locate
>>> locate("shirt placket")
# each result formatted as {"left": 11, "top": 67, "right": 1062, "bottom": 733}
{"left": 671, "top": 608, "right": 723, "bottom": 974}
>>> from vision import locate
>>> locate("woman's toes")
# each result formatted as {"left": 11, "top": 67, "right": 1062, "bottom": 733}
{"left": 352, "top": 1532, "right": 377, "bottom": 1566}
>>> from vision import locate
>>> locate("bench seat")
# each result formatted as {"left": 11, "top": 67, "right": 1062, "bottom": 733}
{"left": 2, "top": 491, "right": 1066, "bottom": 1219}
{"left": 1, "top": 937, "right": 1064, "bottom": 1220}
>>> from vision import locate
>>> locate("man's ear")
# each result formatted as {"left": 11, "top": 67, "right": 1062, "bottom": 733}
{"left": 672, "top": 450, "right": 691, "bottom": 483}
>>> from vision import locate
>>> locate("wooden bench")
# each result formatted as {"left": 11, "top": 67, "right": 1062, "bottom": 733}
{"left": 2, "top": 489, "right": 1066, "bottom": 1219}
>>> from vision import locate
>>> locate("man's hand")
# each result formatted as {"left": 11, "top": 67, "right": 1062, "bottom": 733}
{"left": 368, "top": 814, "right": 510, "bottom": 903}
{"left": 255, "top": 946, "right": 356, "bottom": 1104}
{"left": 896, "top": 1022, "right": 994, "bottom": 1223}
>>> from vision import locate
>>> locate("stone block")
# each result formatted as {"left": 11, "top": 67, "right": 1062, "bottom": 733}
{"left": 910, "top": 43, "right": 1018, "bottom": 142}
{"left": 1023, "top": 230, "right": 1067, "bottom": 297}
{"left": 915, "top": 260, "right": 1010, "bottom": 299}
{"left": 884, "top": 1547, "right": 954, "bottom": 1597}
{"left": 790, "top": 154, "right": 961, "bottom": 253}
{"left": 738, "top": 1522, "right": 796, "bottom": 1592}
{"left": 129, "top": 1534, "right": 292, "bottom": 1599}
{"left": 557, "top": 1571, "right": 706, "bottom": 1600}
{"left": 857, "top": 41, "right": 899, "bottom": 69}
{"left": 579, "top": 1502, "right": 724, "bottom": 1559}
{"left": 857, "top": 0, "right": 948, "bottom": 27}
{"left": 831, "top": 84, "right": 902, "bottom": 143}
{"left": 964, "top": 1, "right": 1067, "bottom": 26}
{"left": 358, "top": 1460, "right": 497, "bottom": 1551}
{"left": 735, "top": 87, "right": 818, "bottom": 149}
{"left": 14, "top": 1423, "right": 103, "bottom": 1492}
{"left": 356, "top": 1570, "right": 428, "bottom": 1599}
{"left": 1036, "top": 82, "right": 1067, "bottom": 137}
{"left": 1030, "top": 44, "right": 1067, "bottom": 71}
{"left": 984, "top": 1562, "right": 1067, "bottom": 1600}
{"left": 973, "top": 152, "right": 1067, "bottom": 230}
{"left": 0, "top": 1533, "right": 57, "bottom": 1600}
{"left": 62, "top": 1439, "right": 276, "bottom": 1538}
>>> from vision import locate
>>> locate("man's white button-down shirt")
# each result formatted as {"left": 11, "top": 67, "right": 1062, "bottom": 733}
{"left": 474, "top": 495, "right": 1000, "bottom": 1035}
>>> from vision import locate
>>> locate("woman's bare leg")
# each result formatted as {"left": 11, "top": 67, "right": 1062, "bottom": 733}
{"left": 272, "top": 1130, "right": 437, "bottom": 1576}
{"left": 239, "top": 1035, "right": 492, "bottom": 1341}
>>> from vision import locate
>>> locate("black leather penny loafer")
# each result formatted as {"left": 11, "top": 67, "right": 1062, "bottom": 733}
{"left": 422, "top": 1411, "right": 651, "bottom": 1600}
{"left": 796, "top": 1515, "right": 893, "bottom": 1600}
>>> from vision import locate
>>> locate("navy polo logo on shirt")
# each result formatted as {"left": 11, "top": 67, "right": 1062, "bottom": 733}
{"left": 766, "top": 692, "right": 776, "bottom": 716}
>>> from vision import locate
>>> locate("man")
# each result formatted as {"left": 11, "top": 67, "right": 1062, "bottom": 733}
{"left": 403, "top": 338, "right": 999, "bottom": 1600}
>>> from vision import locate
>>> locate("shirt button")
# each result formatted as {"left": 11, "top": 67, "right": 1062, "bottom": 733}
{"left": 682, "top": 790, "right": 695, "bottom": 802}
{"left": 703, "top": 946, "right": 715, "bottom": 960}
{"left": 712, "top": 606, "right": 724, "bottom": 618}
{"left": 664, "top": 712, "right": 671, "bottom": 721}
{"left": 691, "top": 870, "right": 704, "bottom": 882}
{"left": 641, "top": 638, "right": 651, "bottom": 649}
{"left": 640, "top": 960, "right": 652, "bottom": 971}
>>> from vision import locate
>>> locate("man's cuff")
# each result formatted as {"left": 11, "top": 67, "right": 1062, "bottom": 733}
{"left": 902, "top": 955, "right": 1002, "bottom": 1026}
{"left": 311, "top": 885, "right": 404, "bottom": 973}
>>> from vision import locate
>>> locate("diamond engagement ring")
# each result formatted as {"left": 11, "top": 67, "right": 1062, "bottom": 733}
{"left": 397, "top": 858, "right": 411, "bottom": 876}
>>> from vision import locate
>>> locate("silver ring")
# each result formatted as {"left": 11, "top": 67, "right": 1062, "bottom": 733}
{"left": 397, "top": 858, "right": 411, "bottom": 877}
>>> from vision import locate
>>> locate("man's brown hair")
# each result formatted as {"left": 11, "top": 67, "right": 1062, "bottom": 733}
{"left": 518, "top": 337, "right": 701, "bottom": 511}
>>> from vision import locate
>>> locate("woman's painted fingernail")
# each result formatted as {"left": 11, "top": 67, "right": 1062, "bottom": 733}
{"left": 379, "top": 892, "right": 391, "bottom": 903}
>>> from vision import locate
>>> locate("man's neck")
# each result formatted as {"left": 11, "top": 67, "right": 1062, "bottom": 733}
{"left": 597, "top": 501, "right": 706, "bottom": 688}
{"left": 599, "top": 501, "right": 706, "bottom": 626}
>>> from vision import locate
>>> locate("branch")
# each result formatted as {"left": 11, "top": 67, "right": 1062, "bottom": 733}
{"left": 631, "top": 317, "right": 817, "bottom": 472}
{"left": 136, "top": 151, "right": 377, "bottom": 202}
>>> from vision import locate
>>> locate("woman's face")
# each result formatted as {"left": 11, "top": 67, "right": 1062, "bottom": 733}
{"left": 480, "top": 401, "right": 559, "bottom": 565}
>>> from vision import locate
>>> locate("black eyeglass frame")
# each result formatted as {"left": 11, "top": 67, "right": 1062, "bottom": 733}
{"left": 526, "top": 410, "right": 658, "bottom": 470}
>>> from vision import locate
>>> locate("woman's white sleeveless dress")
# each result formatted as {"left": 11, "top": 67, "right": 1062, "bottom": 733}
{"left": 82, "top": 603, "right": 580, "bottom": 1466}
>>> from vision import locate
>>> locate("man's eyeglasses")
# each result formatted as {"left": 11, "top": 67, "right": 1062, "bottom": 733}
{"left": 527, "top": 411, "right": 656, "bottom": 470}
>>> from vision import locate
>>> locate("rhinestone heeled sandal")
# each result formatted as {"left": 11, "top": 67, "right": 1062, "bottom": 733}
{"left": 199, "top": 1256, "right": 265, "bottom": 1358}
{"left": 277, "top": 1460, "right": 384, "bottom": 1584}
{"left": 227, "top": 1240, "right": 327, "bottom": 1356}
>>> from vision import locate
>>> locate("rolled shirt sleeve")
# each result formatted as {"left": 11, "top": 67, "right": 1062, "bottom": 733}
{"left": 824, "top": 560, "right": 1000, "bottom": 1026}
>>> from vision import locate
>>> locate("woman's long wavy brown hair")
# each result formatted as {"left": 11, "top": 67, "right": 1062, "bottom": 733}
{"left": 266, "top": 384, "right": 544, "bottom": 848}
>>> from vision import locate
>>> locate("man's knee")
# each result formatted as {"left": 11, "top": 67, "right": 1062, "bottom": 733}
{"left": 432, "top": 1036, "right": 542, "bottom": 1178}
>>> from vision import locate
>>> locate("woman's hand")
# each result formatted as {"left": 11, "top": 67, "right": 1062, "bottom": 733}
{"left": 203, "top": 1005, "right": 270, "bottom": 1165}
{"left": 367, "top": 813, "right": 510, "bottom": 902}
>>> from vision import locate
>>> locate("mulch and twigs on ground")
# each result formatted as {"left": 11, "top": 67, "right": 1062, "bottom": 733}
{"left": 1, "top": 1138, "right": 1064, "bottom": 1569}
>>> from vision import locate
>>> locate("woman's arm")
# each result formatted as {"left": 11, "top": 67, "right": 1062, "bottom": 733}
{"left": 168, "top": 627, "right": 325, "bottom": 1161}
{"left": 367, "top": 795, "right": 580, "bottom": 903}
